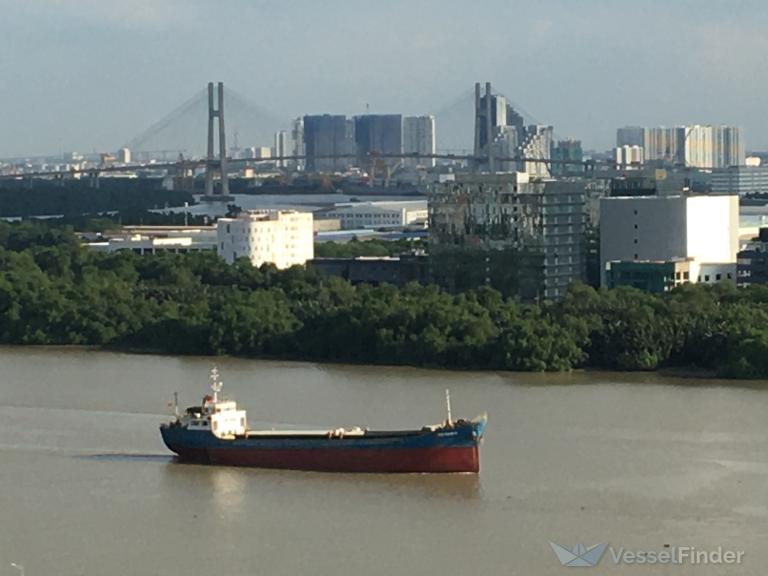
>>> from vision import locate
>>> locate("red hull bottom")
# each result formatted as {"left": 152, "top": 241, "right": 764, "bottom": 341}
{"left": 171, "top": 446, "right": 479, "bottom": 473}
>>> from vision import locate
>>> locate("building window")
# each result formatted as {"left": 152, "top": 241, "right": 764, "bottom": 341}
{"left": 716, "top": 273, "right": 721, "bottom": 281}
{"left": 683, "top": 271, "right": 689, "bottom": 280}
{"left": 705, "top": 275, "right": 710, "bottom": 282}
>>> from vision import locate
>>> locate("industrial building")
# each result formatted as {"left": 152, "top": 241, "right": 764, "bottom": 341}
{"left": 605, "top": 260, "right": 693, "bottom": 293}
{"left": 216, "top": 210, "right": 314, "bottom": 268}
{"left": 429, "top": 173, "right": 587, "bottom": 300}
{"left": 309, "top": 254, "right": 428, "bottom": 286}
{"left": 314, "top": 200, "right": 427, "bottom": 230}
{"left": 711, "top": 165, "right": 768, "bottom": 196}
{"left": 600, "top": 194, "right": 739, "bottom": 288}
{"left": 86, "top": 226, "right": 217, "bottom": 255}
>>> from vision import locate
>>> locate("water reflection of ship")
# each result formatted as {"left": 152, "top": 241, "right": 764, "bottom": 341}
{"left": 160, "top": 460, "right": 482, "bottom": 501}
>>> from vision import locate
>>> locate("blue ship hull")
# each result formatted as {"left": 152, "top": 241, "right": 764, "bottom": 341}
{"left": 160, "top": 418, "right": 486, "bottom": 473}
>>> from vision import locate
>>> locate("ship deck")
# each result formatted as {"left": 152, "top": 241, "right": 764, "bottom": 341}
{"left": 243, "top": 428, "right": 429, "bottom": 439}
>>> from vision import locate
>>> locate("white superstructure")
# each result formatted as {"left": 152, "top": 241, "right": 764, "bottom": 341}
{"left": 182, "top": 368, "right": 248, "bottom": 438}
{"left": 216, "top": 210, "right": 314, "bottom": 268}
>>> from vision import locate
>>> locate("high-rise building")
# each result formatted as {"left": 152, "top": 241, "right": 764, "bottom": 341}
{"left": 402, "top": 115, "right": 436, "bottom": 168}
{"left": 291, "top": 117, "right": 305, "bottom": 170}
{"left": 428, "top": 173, "right": 587, "bottom": 300}
{"left": 354, "top": 114, "right": 402, "bottom": 167}
{"left": 474, "top": 82, "right": 528, "bottom": 172}
{"left": 273, "top": 130, "right": 291, "bottom": 168}
{"left": 624, "top": 125, "right": 744, "bottom": 169}
{"left": 490, "top": 126, "right": 520, "bottom": 172}
{"left": 713, "top": 126, "right": 745, "bottom": 168}
{"left": 519, "top": 125, "right": 554, "bottom": 177}
{"left": 551, "top": 139, "right": 583, "bottom": 177}
{"left": 617, "top": 126, "right": 645, "bottom": 147}
{"left": 242, "top": 146, "right": 272, "bottom": 160}
{"left": 475, "top": 87, "right": 508, "bottom": 156}
{"left": 473, "top": 81, "right": 552, "bottom": 177}
{"left": 216, "top": 210, "right": 314, "bottom": 268}
{"left": 117, "top": 147, "right": 131, "bottom": 164}
{"left": 615, "top": 145, "right": 644, "bottom": 168}
{"left": 303, "top": 115, "right": 356, "bottom": 172}
{"left": 643, "top": 127, "right": 686, "bottom": 166}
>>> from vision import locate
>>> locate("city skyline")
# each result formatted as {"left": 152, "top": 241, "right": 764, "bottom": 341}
{"left": 2, "top": 0, "right": 767, "bottom": 157}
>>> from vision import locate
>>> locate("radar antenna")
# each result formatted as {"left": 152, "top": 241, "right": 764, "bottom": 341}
{"left": 210, "top": 366, "right": 223, "bottom": 403}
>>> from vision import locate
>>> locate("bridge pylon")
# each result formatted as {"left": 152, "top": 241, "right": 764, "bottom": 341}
{"left": 203, "top": 82, "right": 233, "bottom": 201}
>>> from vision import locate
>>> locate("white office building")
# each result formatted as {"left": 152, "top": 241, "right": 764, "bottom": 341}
{"left": 600, "top": 194, "right": 739, "bottom": 286}
{"left": 402, "top": 116, "right": 436, "bottom": 168}
{"left": 216, "top": 210, "right": 314, "bottom": 268}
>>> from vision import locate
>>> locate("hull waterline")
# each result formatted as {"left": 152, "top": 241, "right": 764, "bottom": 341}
{"left": 160, "top": 368, "right": 486, "bottom": 474}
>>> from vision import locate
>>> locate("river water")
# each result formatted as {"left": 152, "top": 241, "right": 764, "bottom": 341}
{"left": 0, "top": 347, "right": 766, "bottom": 575}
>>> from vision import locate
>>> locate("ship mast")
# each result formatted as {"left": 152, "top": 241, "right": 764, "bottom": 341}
{"left": 210, "top": 366, "right": 223, "bottom": 403}
{"left": 445, "top": 389, "right": 453, "bottom": 426}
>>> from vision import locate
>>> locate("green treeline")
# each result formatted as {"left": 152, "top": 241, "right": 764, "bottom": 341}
{"left": 2, "top": 220, "right": 768, "bottom": 378}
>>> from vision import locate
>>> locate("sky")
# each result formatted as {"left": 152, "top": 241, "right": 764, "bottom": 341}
{"left": 1, "top": 0, "right": 767, "bottom": 158}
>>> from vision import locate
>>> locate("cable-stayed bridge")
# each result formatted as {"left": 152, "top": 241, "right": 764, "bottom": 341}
{"left": 1, "top": 82, "right": 598, "bottom": 188}
{"left": 124, "top": 85, "right": 286, "bottom": 161}
{"left": 118, "top": 81, "right": 551, "bottom": 160}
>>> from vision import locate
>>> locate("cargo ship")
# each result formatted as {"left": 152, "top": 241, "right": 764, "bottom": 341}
{"left": 160, "top": 368, "right": 487, "bottom": 473}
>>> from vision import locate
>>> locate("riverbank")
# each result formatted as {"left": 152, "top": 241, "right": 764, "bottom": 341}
{"left": 3, "top": 220, "right": 768, "bottom": 379}
{"left": 4, "top": 341, "right": 768, "bottom": 390}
